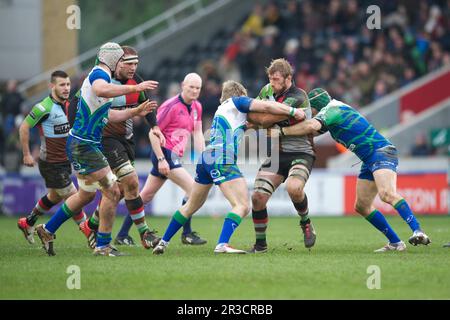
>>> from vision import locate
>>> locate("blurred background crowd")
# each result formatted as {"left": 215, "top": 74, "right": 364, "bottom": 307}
{"left": 1, "top": 0, "right": 449, "bottom": 171}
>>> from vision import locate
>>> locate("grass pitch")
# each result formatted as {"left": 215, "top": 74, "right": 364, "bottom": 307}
{"left": 0, "top": 215, "right": 449, "bottom": 299}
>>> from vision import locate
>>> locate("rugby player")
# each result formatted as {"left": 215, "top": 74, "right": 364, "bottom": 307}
{"left": 152, "top": 80, "right": 306, "bottom": 255}
{"left": 35, "top": 42, "right": 158, "bottom": 256}
{"left": 270, "top": 88, "right": 431, "bottom": 252}
{"left": 77, "top": 46, "right": 163, "bottom": 249}
{"left": 17, "top": 71, "right": 86, "bottom": 243}
{"left": 247, "top": 58, "right": 316, "bottom": 253}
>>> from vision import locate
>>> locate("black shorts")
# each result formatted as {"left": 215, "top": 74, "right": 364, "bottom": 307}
{"left": 259, "top": 152, "right": 315, "bottom": 180}
{"left": 102, "top": 136, "right": 135, "bottom": 170}
{"left": 38, "top": 159, "right": 72, "bottom": 189}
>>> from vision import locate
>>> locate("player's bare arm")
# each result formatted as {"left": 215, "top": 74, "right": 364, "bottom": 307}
{"left": 92, "top": 78, "right": 158, "bottom": 98}
{"left": 249, "top": 99, "right": 306, "bottom": 121}
{"left": 246, "top": 112, "right": 288, "bottom": 128}
{"left": 19, "top": 121, "right": 35, "bottom": 167}
{"left": 268, "top": 118, "right": 322, "bottom": 137}
{"left": 109, "top": 100, "right": 157, "bottom": 122}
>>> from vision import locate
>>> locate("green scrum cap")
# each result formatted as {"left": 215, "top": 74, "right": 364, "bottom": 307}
{"left": 308, "top": 88, "right": 332, "bottom": 111}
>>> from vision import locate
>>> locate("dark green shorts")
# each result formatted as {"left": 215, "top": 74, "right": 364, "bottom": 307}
{"left": 67, "top": 135, "right": 108, "bottom": 175}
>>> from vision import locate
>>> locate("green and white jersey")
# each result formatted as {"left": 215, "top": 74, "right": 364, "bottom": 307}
{"left": 207, "top": 96, "right": 253, "bottom": 164}
{"left": 24, "top": 95, "right": 70, "bottom": 162}
{"left": 314, "top": 99, "right": 392, "bottom": 161}
{"left": 258, "top": 83, "right": 314, "bottom": 155}
{"left": 70, "top": 66, "right": 113, "bottom": 144}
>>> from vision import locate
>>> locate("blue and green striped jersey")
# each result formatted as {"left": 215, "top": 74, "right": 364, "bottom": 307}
{"left": 314, "top": 99, "right": 392, "bottom": 161}
{"left": 70, "top": 66, "right": 112, "bottom": 144}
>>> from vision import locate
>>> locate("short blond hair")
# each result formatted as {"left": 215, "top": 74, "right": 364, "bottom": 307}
{"left": 266, "top": 58, "right": 293, "bottom": 78}
{"left": 220, "top": 80, "right": 248, "bottom": 103}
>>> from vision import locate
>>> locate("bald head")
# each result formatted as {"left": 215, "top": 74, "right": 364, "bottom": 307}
{"left": 183, "top": 72, "right": 202, "bottom": 84}
{"left": 181, "top": 73, "right": 202, "bottom": 104}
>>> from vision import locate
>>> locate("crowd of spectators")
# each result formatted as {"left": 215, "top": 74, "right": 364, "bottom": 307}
{"left": 195, "top": 0, "right": 450, "bottom": 115}
{"left": 1, "top": 0, "right": 449, "bottom": 169}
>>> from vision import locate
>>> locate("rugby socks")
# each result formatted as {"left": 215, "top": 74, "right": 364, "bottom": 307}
{"left": 125, "top": 196, "right": 150, "bottom": 234}
{"left": 181, "top": 197, "right": 193, "bottom": 235}
{"left": 252, "top": 208, "right": 268, "bottom": 247}
{"left": 44, "top": 203, "right": 74, "bottom": 234}
{"left": 97, "top": 232, "right": 112, "bottom": 248}
{"left": 366, "top": 210, "right": 401, "bottom": 243}
{"left": 72, "top": 211, "right": 87, "bottom": 225}
{"left": 26, "top": 194, "right": 57, "bottom": 226}
{"left": 218, "top": 212, "right": 242, "bottom": 245}
{"left": 294, "top": 194, "right": 310, "bottom": 224}
{"left": 394, "top": 199, "right": 421, "bottom": 232}
{"left": 162, "top": 210, "right": 188, "bottom": 242}
{"left": 87, "top": 206, "right": 100, "bottom": 231}
{"left": 117, "top": 214, "right": 134, "bottom": 238}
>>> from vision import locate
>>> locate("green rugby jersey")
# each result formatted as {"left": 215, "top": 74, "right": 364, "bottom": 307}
{"left": 24, "top": 95, "right": 70, "bottom": 162}
{"left": 314, "top": 99, "right": 392, "bottom": 161}
{"left": 258, "top": 83, "right": 314, "bottom": 155}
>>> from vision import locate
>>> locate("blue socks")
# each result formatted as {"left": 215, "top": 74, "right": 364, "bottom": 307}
{"left": 218, "top": 212, "right": 242, "bottom": 244}
{"left": 97, "top": 232, "right": 112, "bottom": 247}
{"left": 366, "top": 210, "right": 401, "bottom": 243}
{"left": 162, "top": 210, "right": 188, "bottom": 242}
{"left": 117, "top": 214, "right": 133, "bottom": 238}
{"left": 394, "top": 199, "right": 420, "bottom": 232}
{"left": 44, "top": 203, "right": 73, "bottom": 234}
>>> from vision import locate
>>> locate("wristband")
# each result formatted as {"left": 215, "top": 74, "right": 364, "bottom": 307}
{"left": 289, "top": 107, "right": 296, "bottom": 117}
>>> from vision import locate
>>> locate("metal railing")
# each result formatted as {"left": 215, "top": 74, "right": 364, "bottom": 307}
{"left": 17, "top": 0, "right": 228, "bottom": 95}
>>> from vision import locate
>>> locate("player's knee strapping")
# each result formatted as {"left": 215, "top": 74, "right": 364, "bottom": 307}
{"left": 254, "top": 178, "right": 275, "bottom": 196}
{"left": 288, "top": 165, "right": 310, "bottom": 183}
{"left": 78, "top": 171, "right": 117, "bottom": 192}
{"left": 99, "top": 171, "right": 117, "bottom": 189}
{"left": 78, "top": 178, "right": 101, "bottom": 193}
{"left": 114, "top": 161, "right": 135, "bottom": 182}
{"left": 293, "top": 194, "right": 309, "bottom": 217}
{"left": 55, "top": 183, "right": 76, "bottom": 198}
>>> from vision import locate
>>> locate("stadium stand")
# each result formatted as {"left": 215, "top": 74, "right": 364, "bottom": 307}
{"left": 1, "top": 0, "right": 449, "bottom": 168}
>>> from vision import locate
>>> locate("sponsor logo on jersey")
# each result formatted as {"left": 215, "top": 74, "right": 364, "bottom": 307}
{"left": 54, "top": 122, "right": 70, "bottom": 135}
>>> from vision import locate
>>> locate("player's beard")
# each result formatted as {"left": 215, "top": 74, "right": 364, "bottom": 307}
{"left": 55, "top": 90, "right": 69, "bottom": 102}
{"left": 279, "top": 80, "right": 290, "bottom": 95}
{"left": 273, "top": 80, "right": 289, "bottom": 96}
